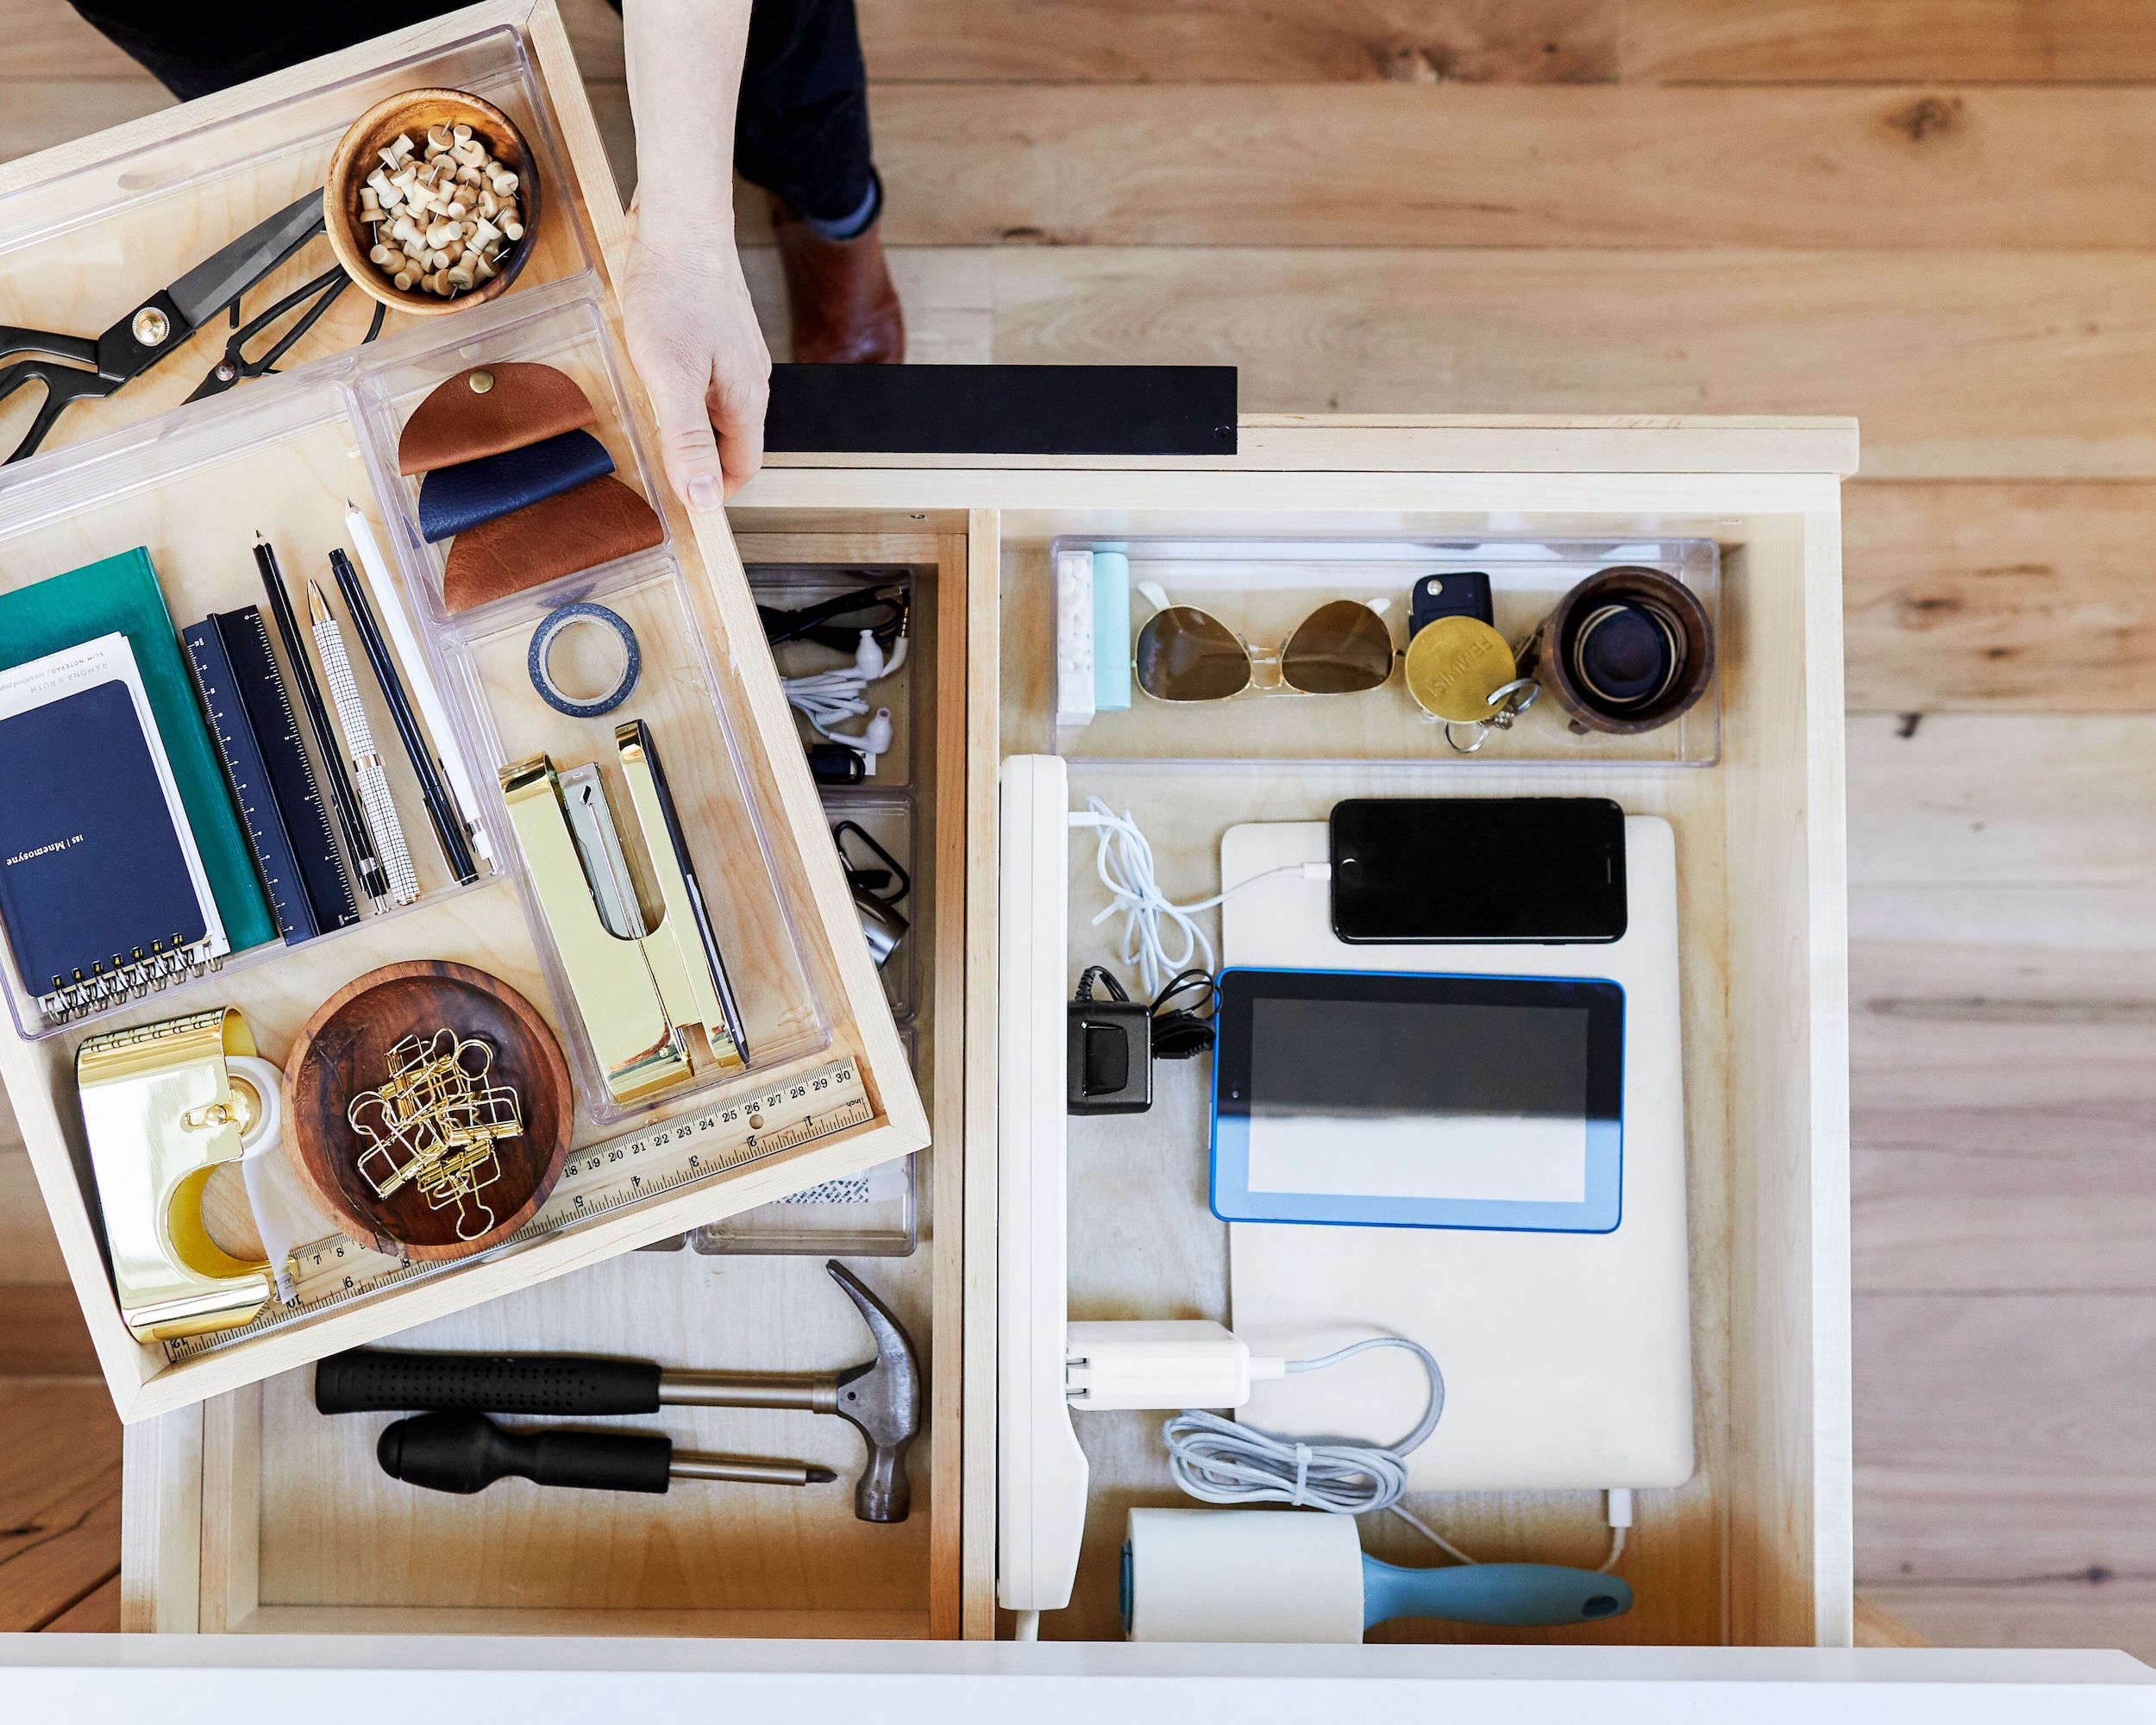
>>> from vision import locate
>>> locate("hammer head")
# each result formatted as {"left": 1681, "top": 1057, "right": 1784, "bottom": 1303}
{"left": 826, "top": 1259, "right": 922, "bottom": 1523}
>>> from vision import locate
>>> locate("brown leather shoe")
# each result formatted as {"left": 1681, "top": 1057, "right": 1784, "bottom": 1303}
{"left": 770, "top": 198, "right": 905, "bottom": 364}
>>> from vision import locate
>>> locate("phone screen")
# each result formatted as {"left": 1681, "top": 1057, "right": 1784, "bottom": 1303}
{"left": 1328, "top": 798, "right": 1626, "bottom": 944}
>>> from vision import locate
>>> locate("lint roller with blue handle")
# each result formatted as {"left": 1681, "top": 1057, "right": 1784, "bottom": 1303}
{"left": 1121, "top": 1509, "right": 1631, "bottom": 1642}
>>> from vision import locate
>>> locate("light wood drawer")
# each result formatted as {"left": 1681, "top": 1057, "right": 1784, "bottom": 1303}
{"left": 0, "top": 0, "right": 926, "bottom": 1422}
{"left": 122, "top": 423, "right": 1858, "bottom": 1653}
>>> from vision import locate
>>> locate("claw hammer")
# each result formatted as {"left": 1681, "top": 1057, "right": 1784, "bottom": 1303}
{"left": 315, "top": 1260, "right": 923, "bottom": 1522}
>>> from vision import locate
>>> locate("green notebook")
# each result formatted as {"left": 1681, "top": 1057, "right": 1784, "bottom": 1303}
{"left": 0, "top": 547, "right": 275, "bottom": 957}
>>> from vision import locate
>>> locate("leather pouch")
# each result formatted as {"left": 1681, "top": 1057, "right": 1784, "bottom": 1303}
{"left": 442, "top": 474, "right": 667, "bottom": 614}
{"left": 398, "top": 363, "right": 599, "bottom": 474}
{"left": 400, "top": 361, "right": 666, "bottom": 613}
{"left": 418, "top": 429, "right": 617, "bottom": 543}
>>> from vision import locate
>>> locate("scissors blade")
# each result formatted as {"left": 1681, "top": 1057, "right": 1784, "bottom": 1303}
{"left": 166, "top": 189, "right": 327, "bottom": 328}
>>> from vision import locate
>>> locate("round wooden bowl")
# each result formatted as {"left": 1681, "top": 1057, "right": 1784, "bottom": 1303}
{"left": 324, "top": 86, "right": 541, "bottom": 318}
{"left": 283, "top": 961, "right": 572, "bottom": 1259}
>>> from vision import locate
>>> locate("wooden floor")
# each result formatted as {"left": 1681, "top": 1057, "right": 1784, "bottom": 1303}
{"left": 3, "top": 0, "right": 2154, "bottom": 1659}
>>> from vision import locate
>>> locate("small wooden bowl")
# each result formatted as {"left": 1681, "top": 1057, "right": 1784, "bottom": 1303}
{"left": 283, "top": 961, "right": 572, "bottom": 1259}
{"left": 324, "top": 86, "right": 541, "bottom": 318}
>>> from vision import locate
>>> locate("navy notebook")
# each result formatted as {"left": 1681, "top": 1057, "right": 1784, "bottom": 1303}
{"left": 0, "top": 680, "right": 205, "bottom": 993}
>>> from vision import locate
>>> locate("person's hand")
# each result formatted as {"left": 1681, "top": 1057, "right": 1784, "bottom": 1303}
{"left": 619, "top": 209, "right": 770, "bottom": 511}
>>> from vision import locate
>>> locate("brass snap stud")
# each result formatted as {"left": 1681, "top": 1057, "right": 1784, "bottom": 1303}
{"left": 468, "top": 369, "right": 495, "bottom": 394}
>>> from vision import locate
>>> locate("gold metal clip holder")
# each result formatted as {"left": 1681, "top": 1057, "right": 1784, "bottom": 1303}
{"left": 75, "top": 1007, "right": 279, "bottom": 1343}
{"left": 500, "top": 720, "right": 749, "bottom": 1104}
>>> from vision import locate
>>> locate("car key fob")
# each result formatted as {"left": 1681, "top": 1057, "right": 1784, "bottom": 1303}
{"left": 1410, "top": 571, "right": 1495, "bottom": 636}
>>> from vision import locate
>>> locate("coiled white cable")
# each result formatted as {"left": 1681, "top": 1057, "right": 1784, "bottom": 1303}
{"left": 1071, "top": 797, "right": 1322, "bottom": 996}
{"left": 1160, "top": 1334, "right": 1482, "bottom": 1565}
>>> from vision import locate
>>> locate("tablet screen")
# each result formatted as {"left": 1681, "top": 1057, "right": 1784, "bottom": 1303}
{"left": 1247, "top": 995, "right": 1593, "bottom": 1203}
{"left": 1213, "top": 969, "right": 1624, "bottom": 1232}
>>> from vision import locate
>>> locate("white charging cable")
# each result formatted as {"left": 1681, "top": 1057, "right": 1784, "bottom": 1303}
{"left": 1161, "top": 1335, "right": 1482, "bottom": 1565}
{"left": 784, "top": 628, "right": 906, "bottom": 772}
{"left": 1157, "top": 1337, "right": 1631, "bottom": 1572}
{"left": 1069, "top": 798, "right": 1327, "bottom": 995}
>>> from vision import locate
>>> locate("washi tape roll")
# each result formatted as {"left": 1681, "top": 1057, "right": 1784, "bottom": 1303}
{"left": 528, "top": 600, "right": 641, "bottom": 718}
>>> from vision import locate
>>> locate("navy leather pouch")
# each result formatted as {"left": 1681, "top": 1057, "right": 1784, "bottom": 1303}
{"left": 418, "top": 429, "right": 616, "bottom": 543}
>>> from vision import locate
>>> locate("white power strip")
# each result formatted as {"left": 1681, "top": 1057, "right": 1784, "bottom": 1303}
{"left": 995, "top": 754, "right": 1089, "bottom": 1613}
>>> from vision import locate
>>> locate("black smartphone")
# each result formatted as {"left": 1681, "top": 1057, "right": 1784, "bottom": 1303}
{"left": 1329, "top": 797, "right": 1626, "bottom": 944}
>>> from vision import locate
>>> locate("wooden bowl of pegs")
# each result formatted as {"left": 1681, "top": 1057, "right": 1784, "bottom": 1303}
{"left": 324, "top": 86, "right": 541, "bottom": 317}
{"left": 283, "top": 960, "right": 572, "bottom": 1259}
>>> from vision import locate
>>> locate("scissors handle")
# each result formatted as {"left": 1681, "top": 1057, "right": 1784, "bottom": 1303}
{"left": 0, "top": 354, "right": 127, "bottom": 465}
{"left": 0, "top": 325, "right": 99, "bottom": 367}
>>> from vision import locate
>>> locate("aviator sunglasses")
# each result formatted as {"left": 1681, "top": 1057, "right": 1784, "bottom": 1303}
{"left": 1132, "top": 582, "right": 1397, "bottom": 702}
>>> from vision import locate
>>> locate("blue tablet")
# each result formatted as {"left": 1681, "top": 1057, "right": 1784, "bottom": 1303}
{"left": 1210, "top": 968, "right": 1625, "bottom": 1233}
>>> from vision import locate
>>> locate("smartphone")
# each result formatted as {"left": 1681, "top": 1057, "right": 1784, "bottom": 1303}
{"left": 1329, "top": 797, "right": 1626, "bottom": 944}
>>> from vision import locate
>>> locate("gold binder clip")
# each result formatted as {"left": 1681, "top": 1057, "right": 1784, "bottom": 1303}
{"left": 75, "top": 1007, "right": 279, "bottom": 1343}
{"left": 500, "top": 720, "right": 748, "bottom": 1104}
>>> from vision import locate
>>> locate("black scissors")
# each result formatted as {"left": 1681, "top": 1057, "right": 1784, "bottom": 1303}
{"left": 0, "top": 187, "right": 384, "bottom": 466}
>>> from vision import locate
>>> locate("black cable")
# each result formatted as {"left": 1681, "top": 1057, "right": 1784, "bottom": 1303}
{"left": 1150, "top": 967, "right": 1219, "bottom": 1060}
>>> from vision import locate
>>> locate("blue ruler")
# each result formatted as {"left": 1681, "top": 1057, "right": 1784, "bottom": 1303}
{"left": 185, "top": 611, "right": 353, "bottom": 940}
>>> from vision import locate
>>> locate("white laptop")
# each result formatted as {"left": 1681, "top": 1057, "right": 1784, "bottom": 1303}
{"left": 1220, "top": 815, "right": 1695, "bottom": 1492}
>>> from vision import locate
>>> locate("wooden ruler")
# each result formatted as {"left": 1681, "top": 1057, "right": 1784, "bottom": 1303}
{"left": 164, "top": 1057, "right": 873, "bottom": 1362}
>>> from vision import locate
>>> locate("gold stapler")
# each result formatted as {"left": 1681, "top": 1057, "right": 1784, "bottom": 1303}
{"left": 76, "top": 1007, "right": 288, "bottom": 1343}
{"left": 500, "top": 718, "right": 749, "bottom": 1103}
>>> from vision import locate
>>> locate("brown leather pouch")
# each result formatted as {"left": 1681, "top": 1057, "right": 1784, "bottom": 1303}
{"left": 402, "top": 361, "right": 666, "bottom": 612}
{"left": 442, "top": 474, "right": 667, "bottom": 613}
{"left": 398, "top": 363, "right": 600, "bottom": 474}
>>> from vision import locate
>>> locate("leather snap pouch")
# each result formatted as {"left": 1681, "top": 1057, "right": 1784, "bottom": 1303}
{"left": 442, "top": 474, "right": 666, "bottom": 613}
{"left": 398, "top": 362, "right": 599, "bottom": 474}
{"left": 399, "top": 361, "right": 667, "bottom": 614}
{"left": 418, "top": 428, "right": 617, "bottom": 543}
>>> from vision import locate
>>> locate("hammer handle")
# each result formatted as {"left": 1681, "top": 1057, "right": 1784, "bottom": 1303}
{"left": 317, "top": 1348, "right": 662, "bottom": 1416}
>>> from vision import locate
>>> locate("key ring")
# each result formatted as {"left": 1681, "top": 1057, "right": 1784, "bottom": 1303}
{"left": 1445, "top": 676, "right": 1541, "bottom": 755}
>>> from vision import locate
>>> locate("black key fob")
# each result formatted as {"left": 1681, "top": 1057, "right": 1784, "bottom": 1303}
{"left": 1409, "top": 571, "right": 1495, "bottom": 636}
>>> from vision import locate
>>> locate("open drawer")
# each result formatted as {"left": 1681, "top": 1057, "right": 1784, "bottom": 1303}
{"left": 121, "top": 417, "right": 1859, "bottom": 1657}
{"left": 0, "top": 0, "right": 925, "bottom": 1423}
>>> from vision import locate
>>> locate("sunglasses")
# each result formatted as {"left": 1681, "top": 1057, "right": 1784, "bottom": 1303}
{"left": 1132, "top": 583, "right": 1396, "bottom": 703}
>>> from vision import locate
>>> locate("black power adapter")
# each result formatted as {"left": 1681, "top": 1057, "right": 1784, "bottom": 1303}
{"left": 1067, "top": 967, "right": 1218, "bottom": 1116}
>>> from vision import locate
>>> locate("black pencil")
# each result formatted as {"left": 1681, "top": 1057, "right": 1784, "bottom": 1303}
{"left": 254, "top": 535, "right": 388, "bottom": 910}
{"left": 330, "top": 549, "right": 477, "bottom": 885}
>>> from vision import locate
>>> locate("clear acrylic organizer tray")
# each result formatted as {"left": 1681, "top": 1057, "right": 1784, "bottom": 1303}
{"left": 1052, "top": 536, "right": 1722, "bottom": 769}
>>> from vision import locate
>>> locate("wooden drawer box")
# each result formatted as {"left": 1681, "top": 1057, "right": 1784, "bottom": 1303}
{"left": 121, "top": 417, "right": 1858, "bottom": 1651}
{"left": 0, "top": 0, "right": 926, "bottom": 1422}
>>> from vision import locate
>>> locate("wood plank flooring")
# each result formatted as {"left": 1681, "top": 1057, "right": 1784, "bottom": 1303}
{"left": 1, "top": 0, "right": 2152, "bottom": 1664}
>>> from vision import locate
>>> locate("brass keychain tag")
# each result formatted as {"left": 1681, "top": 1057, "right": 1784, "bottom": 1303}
{"left": 1404, "top": 615, "right": 1541, "bottom": 752}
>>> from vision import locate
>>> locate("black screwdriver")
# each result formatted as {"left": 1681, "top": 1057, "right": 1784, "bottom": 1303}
{"left": 375, "top": 1409, "right": 836, "bottom": 1496}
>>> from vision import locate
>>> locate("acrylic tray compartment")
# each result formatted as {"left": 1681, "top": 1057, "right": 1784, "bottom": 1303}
{"left": 0, "top": 373, "right": 490, "bottom": 1044}
{"left": 749, "top": 564, "right": 925, "bottom": 787}
{"left": 435, "top": 553, "right": 830, "bottom": 1123}
{"left": 1051, "top": 536, "right": 1722, "bottom": 768}
{"left": 685, "top": 1144, "right": 918, "bottom": 1257}
{"left": 0, "top": 19, "right": 601, "bottom": 469}
{"left": 821, "top": 791, "right": 917, "bottom": 1022}
{"left": 349, "top": 291, "right": 669, "bottom": 628}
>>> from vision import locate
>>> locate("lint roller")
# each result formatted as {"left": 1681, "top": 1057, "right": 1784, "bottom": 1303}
{"left": 1121, "top": 1509, "right": 1631, "bottom": 1642}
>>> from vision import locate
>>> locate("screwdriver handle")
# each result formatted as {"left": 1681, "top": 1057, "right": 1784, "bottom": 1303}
{"left": 317, "top": 1348, "right": 663, "bottom": 1416}
{"left": 377, "top": 1410, "right": 673, "bottom": 1496}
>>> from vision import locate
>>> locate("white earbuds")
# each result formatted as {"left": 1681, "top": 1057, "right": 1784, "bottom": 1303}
{"left": 784, "top": 628, "right": 906, "bottom": 774}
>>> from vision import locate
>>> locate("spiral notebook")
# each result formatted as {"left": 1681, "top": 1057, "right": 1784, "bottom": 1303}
{"left": 0, "top": 635, "right": 228, "bottom": 1024}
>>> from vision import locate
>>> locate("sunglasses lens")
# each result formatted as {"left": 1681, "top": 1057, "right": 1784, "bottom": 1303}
{"left": 1282, "top": 600, "right": 1395, "bottom": 694}
{"left": 1135, "top": 606, "right": 1252, "bottom": 701}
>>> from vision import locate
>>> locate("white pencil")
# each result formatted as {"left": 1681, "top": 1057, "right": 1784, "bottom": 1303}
{"left": 343, "top": 503, "right": 493, "bottom": 866}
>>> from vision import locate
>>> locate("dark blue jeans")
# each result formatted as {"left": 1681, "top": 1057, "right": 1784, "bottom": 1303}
{"left": 69, "top": 0, "right": 876, "bottom": 224}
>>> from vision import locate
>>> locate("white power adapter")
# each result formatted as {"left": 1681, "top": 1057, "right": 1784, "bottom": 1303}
{"left": 1065, "top": 1320, "right": 1286, "bottom": 1411}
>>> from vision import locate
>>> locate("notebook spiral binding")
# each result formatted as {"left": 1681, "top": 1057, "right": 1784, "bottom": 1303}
{"left": 38, "top": 940, "right": 222, "bottom": 1025}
